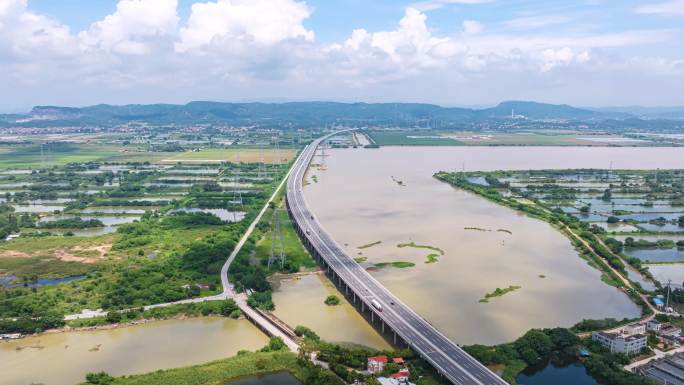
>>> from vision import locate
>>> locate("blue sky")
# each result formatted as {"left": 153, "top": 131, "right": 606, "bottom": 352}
{"left": 1, "top": 0, "right": 683, "bottom": 110}
{"left": 29, "top": 1, "right": 683, "bottom": 42}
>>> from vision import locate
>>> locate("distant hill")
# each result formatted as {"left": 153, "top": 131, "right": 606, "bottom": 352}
{"left": 588, "top": 106, "right": 684, "bottom": 120}
{"left": 0, "top": 100, "right": 675, "bottom": 128}
{"left": 482, "top": 101, "right": 629, "bottom": 120}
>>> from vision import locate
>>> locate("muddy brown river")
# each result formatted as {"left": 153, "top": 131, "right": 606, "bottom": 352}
{"left": 301, "top": 146, "right": 684, "bottom": 345}
{"left": 0, "top": 317, "right": 268, "bottom": 385}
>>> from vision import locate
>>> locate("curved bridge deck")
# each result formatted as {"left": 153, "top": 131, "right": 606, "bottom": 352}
{"left": 286, "top": 133, "right": 508, "bottom": 385}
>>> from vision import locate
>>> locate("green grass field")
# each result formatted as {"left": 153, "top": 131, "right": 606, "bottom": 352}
{"left": 0, "top": 143, "right": 298, "bottom": 169}
{"left": 0, "top": 143, "right": 175, "bottom": 168}
{"left": 0, "top": 143, "right": 122, "bottom": 168}
{"left": 161, "top": 148, "right": 297, "bottom": 163}
{"left": 367, "top": 131, "right": 462, "bottom": 146}
{"left": 452, "top": 133, "right": 632, "bottom": 146}
{"left": 76, "top": 351, "right": 306, "bottom": 385}
{"left": 366, "top": 130, "right": 652, "bottom": 147}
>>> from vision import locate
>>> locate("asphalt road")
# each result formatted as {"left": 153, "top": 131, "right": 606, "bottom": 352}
{"left": 286, "top": 132, "right": 508, "bottom": 385}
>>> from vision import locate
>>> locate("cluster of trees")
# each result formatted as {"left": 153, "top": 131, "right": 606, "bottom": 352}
{"left": 179, "top": 233, "right": 236, "bottom": 274}
{"left": 295, "top": 355, "right": 345, "bottom": 385}
{"left": 259, "top": 336, "right": 287, "bottom": 352}
{"left": 624, "top": 237, "right": 681, "bottom": 249}
{"left": 38, "top": 217, "right": 104, "bottom": 229}
{"left": 581, "top": 231, "right": 626, "bottom": 274}
{"left": 91, "top": 199, "right": 168, "bottom": 207}
{"left": 229, "top": 231, "right": 271, "bottom": 293}
{"left": 161, "top": 212, "right": 225, "bottom": 228}
{"left": 0, "top": 204, "right": 35, "bottom": 238}
{"left": 484, "top": 176, "right": 509, "bottom": 188}
{"left": 571, "top": 318, "right": 633, "bottom": 333}
{"left": 465, "top": 328, "right": 578, "bottom": 370}
{"left": 607, "top": 215, "right": 621, "bottom": 224}
{"left": 294, "top": 325, "right": 320, "bottom": 340}
{"left": 465, "top": 327, "right": 653, "bottom": 384}
{"left": 583, "top": 352, "right": 656, "bottom": 385}
{"left": 247, "top": 291, "right": 274, "bottom": 310}
{"left": 85, "top": 372, "right": 114, "bottom": 385}
{"left": 604, "top": 238, "right": 624, "bottom": 254}
{"left": 102, "top": 265, "right": 192, "bottom": 309}
{"left": 602, "top": 189, "right": 612, "bottom": 201}
{"left": 5, "top": 190, "right": 59, "bottom": 202}
{"left": 0, "top": 311, "right": 65, "bottom": 334}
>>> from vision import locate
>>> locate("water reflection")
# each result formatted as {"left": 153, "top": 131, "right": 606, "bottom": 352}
{"left": 517, "top": 354, "right": 600, "bottom": 385}
{"left": 222, "top": 372, "right": 302, "bottom": 385}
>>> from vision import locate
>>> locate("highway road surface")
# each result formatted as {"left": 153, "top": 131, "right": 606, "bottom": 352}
{"left": 286, "top": 132, "right": 508, "bottom": 385}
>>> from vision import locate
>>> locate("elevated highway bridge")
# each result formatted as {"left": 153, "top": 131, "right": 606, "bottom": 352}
{"left": 286, "top": 131, "right": 508, "bottom": 385}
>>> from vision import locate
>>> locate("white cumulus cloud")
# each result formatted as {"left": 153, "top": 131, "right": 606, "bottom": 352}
{"left": 328, "top": 7, "right": 465, "bottom": 80}
{"left": 176, "top": 0, "right": 314, "bottom": 53}
{"left": 79, "top": 0, "right": 179, "bottom": 55}
{"left": 0, "top": 0, "right": 682, "bottom": 108}
{"left": 0, "top": 0, "right": 77, "bottom": 59}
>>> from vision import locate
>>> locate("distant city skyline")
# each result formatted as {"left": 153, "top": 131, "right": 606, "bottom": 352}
{"left": 1, "top": 0, "right": 683, "bottom": 111}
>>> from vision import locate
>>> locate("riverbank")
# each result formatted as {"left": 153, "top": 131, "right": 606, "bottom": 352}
{"left": 73, "top": 351, "right": 310, "bottom": 385}
{"left": 54, "top": 313, "right": 215, "bottom": 336}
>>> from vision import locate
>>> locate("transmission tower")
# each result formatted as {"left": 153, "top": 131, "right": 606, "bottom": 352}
{"left": 40, "top": 142, "right": 46, "bottom": 169}
{"left": 231, "top": 153, "right": 243, "bottom": 222}
{"left": 257, "top": 142, "right": 266, "bottom": 180}
{"left": 667, "top": 279, "right": 672, "bottom": 310}
{"left": 271, "top": 132, "right": 281, "bottom": 178}
{"left": 317, "top": 139, "right": 329, "bottom": 168}
{"left": 268, "top": 208, "right": 286, "bottom": 269}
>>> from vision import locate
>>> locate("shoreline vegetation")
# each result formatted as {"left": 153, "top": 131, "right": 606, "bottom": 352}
{"left": 464, "top": 226, "right": 513, "bottom": 234}
{"left": 397, "top": 241, "right": 445, "bottom": 264}
{"left": 479, "top": 286, "right": 522, "bottom": 303}
{"left": 357, "top": 240, "right": 382, "bottom": 249}
{"left": 76, "top": 349, "right": 342, "bottom": 385}
{"left": 374, "top": 261, "right": 415, "bottom": 269}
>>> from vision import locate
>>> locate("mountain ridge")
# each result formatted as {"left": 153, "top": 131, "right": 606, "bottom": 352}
{"left": 1, "top": 100, "right": 680, "bottom": 128}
